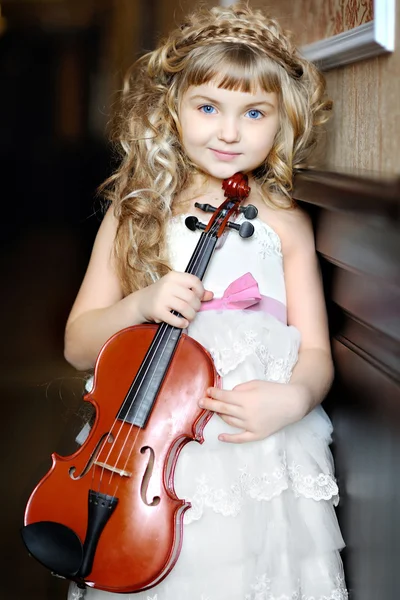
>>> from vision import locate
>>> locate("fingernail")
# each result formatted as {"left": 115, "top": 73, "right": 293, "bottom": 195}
{"left": 198, "top": 400, "right": 204, "bottom": 408}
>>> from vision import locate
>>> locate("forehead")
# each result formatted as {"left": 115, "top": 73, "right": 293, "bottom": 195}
{"left": 183, "top": 82, "right": 278, "bottom": 106}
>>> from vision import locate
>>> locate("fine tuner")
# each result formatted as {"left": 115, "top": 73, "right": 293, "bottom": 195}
{"left": 185, "top": 202, "right": 258, "bottom": 239}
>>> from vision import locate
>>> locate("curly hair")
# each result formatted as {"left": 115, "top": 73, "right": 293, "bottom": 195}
{"left": 102, "top": 3, "right": 331, "bottom": 294}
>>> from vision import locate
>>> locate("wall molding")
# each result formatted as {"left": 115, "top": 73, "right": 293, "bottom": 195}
{"left": 301, "top": 0, "right": 396, "bottom": 70}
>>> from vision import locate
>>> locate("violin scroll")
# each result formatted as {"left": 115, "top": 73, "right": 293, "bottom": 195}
{"left": 188, "top": 172, "right": 256, "bottom": 239}
{"left": 222, "top": 172, "right": 251, "bottom": 201}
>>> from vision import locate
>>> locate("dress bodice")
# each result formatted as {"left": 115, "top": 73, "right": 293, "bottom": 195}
{"left": 166, "top": 212, "right": 299, "bottom": 383}
{"left": 167, "top": 212, "right": 287, "bottom": 309}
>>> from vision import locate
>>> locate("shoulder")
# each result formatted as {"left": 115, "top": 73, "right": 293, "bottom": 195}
{"left": 79, "top": 204, "right": 120, "bottom": 279}
{"left": 92, "top": 205, "right": 119, "bottom": 253}
{"left": 256, "top": 197, "right": 314, "bottom": 258}
{"left": 100, "top": 203, "right": 119, "bottom": 232}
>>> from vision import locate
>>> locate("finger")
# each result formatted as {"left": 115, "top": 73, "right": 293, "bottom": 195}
{"left": 218, "top": 431, "right": 255, "bottom": 444}
{"left": 178, "top": 273, "right": 206, "bottom": 300}
{"left": 174, "top": 288, "right": 202, "bottom": 312}
{"left": 198, "top": 396, "right": 242, "bottom": 418}
{"left": 206, "top": 387, "right": 242, "bottom": 406}
{"left": 162, "top": 311, "right": 189, "bottom": 329}
{"left": 232, "top": 380, "right": 259, "bottom": 392}
{"left": 218, "top": 414, "right": 245, "bottom": 428}
{"left": 202, "top": 289, "right": 214, "bottom": 302}
{"left": 171, "top": 298, "right": 197, "bottom": 322}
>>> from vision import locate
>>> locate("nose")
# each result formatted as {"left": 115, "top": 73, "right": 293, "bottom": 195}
{"left": 217, "top": 116, "right": 240, "bottom": 143}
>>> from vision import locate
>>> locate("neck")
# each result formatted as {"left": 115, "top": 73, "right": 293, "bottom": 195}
{"left": 172, "top": 170, "right": 260, "bottom": 217}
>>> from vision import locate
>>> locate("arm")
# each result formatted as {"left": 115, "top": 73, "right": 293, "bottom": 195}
{"left": 64, "top": 208, "right": 139, "bottom": 370}
{"left": 281, "top": 206, "right": 334, "bottom": 413}
{"left": 198, "top": 206, "right": 334, "bottom": 443}
{"left": 64, "top": 208, "right": 212, "bottom": 371}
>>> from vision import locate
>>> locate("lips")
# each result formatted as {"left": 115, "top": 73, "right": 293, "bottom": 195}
{"left": 210, "top": 148, "right": 241, "bottom": 161}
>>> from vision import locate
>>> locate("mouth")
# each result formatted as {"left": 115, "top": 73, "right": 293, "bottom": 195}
{"left": 210, "top": 148, "right": 241, "bottom": 161}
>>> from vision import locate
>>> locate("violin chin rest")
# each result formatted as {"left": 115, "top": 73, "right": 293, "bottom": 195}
{"left": 21, "top": 521, "right": 83, "bottom": 578}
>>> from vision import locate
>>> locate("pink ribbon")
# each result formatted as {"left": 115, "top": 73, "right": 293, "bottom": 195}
{"left": 199, "top": 273, "right": 287, "bottom": 325}
{"left": 200, "top": 272, "right": 261, "bottom": 311}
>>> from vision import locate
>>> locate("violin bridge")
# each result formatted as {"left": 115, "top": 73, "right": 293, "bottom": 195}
{"left": 94, "top": 461, "right": 132, "bottom": 478}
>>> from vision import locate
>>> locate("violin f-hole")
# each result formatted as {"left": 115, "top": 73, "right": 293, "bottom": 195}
{"left": 140, "top": 446, "right": 160, "bottom": 507}
{"left": 69, "top": 432, "right": 114, "bottom": 480}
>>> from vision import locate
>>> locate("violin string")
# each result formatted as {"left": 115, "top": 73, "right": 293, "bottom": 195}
{"left": 107, "top": 204, "right": 237, "bottom": 493}
{"left": 97, "top": 204, "right": 236, "bottom": 495}
{"left": 107, "top": 220, "right": 221, "bottom": 496}
{"left": 96, "top": 201, "right": 240, "bottom": 497}
{"left": 106, "top": 200, "right": 244, "bottom": 494}
{"left": 95, "top": 215, "right": 220, "bottom": 495}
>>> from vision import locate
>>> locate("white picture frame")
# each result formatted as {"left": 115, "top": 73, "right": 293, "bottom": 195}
{"left": 301, "top": 0, "right": 396, "bottom": 70}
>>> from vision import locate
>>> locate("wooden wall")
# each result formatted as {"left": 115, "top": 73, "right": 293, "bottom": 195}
{"left": 293, "top": 169, "right": 400, "bottom": 600}
{"left": 252, "top": 0, "right": 400, "bottom": 173}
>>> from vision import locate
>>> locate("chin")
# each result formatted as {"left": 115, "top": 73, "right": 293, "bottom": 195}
{"left": 203, "top": 164, "right": 242, "bottom": 181}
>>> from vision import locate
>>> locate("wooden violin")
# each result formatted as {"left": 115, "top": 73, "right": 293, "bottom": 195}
{"left": 22, "top": 172, "right": 256, "bottom": 593}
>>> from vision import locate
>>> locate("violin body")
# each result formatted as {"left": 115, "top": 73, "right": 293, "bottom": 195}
{"left": 24, "top": 324, "right": 218, "bottom": 592}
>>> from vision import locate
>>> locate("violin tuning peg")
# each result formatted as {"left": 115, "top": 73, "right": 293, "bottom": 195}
{"left": 194, "top": 202, "right": 217, "bottom": 213}
{"left": 239, "top": 204, "right": 258, "bottom": 220}
{"left": 226, "top": 222, "right": 240, "bottom": 232}
{"left": 238, "top": 221, "right": 254, "bottom": 238}
{"left": 185, "top": 216, "right": 206, "bottom": 231}
{"left": 226, "top": 220, "right": 254, "bottom": 238}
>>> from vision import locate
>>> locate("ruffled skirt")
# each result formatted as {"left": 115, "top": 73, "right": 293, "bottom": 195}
{"left": 69, "top": 311, "right": 347, "bottom": 600}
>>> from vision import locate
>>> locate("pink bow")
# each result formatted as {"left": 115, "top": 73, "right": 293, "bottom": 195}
{"left": 200, "top": 272, "right": 261, "bottom": 311}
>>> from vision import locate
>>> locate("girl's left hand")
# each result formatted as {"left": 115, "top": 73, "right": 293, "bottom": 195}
{"left": 198, "top": 380, "right": 309, "bottom": 444}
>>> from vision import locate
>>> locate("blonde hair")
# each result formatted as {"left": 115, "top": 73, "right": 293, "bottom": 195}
{"left": 102, "top": 3, "right": 331, "bottom": 294}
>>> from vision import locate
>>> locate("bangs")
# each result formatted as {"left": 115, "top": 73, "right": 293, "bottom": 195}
{"left": 182, "top": 43, "right": 282, "bottom": 95}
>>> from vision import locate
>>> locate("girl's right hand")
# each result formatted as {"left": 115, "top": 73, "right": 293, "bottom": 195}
{"left": 136, "top": 271, "right": 213, "bottom": 329}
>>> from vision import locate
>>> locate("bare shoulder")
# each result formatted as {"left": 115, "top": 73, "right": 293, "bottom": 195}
{"left": 66, "top": 204, "right": 123, "bottom": 326}
{"left": 256, "top": 197, "right": 315, "bottom": 257}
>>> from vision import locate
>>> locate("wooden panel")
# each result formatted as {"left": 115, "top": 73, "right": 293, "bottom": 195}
{"left": 252, "top": 0, "right": 373, "bottom": 45}
{"left": 254, "top": 0, "right": 400, "bottom": 173}
{"left": 293, "top": 169, "right": 400, "bottom": 600}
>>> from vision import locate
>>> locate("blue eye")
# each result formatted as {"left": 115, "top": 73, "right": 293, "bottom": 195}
{"left": 200, "top": 105, "right": 216, "bottom": 114}
{"left": 246, "top": 109, "right": 263, "bottom": 119}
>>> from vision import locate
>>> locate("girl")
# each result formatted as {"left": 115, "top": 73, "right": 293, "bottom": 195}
{"left": 65, "top": 3, "right": 347, "bottom": 599}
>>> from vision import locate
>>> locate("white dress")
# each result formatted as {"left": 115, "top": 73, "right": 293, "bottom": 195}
{"left": 69, "top": 213, "right": 347, "bottom": 600}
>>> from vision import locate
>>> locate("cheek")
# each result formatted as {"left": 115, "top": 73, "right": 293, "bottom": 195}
{"left": 181, "top": 130, "right": 196, "bottom": 153}
{"left": 258, "top": 124, "right": 279, "bottom": 153}
{"left": 181, "top": 120, "right": 207, "bottom": 150}
{"left": 254, "top": 136, "right": 275, "bottom": 158}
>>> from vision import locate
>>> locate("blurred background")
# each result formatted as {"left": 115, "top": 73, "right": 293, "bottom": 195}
{"left": 0, "top": 0, "right": 399, "bottom": 599}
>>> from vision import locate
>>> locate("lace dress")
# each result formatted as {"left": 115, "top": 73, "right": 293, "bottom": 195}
{"left": 69, "top": 213, "right": 347, "bottom": 600}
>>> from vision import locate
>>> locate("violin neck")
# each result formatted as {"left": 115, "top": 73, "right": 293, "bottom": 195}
{"left": 117, "top": 232, "right": 218, "bottom": 428}
{"left": 185, "top": 232, "right": 218, "bottom": 281}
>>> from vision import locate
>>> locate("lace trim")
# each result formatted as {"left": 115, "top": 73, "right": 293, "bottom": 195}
{"left": 289, "top": 463, "right": 339, "bottom": 505}
{"left": 184, "top": 460, "right": 338, "bottom": 524}
{"left": 210, "top": 328, "right": 299, "bottom": 380}
{"left": 253, "top": 220, "right": 282, "bottom": 259}
{"left": 167, "top": 213, "right": 282, "bottom": 264}
{"left": 246, "top": 573, "right": 348, "bottom": 600}
{"left": 146, "top": 596, "right": 211, "bottom": 600}
{"left": 69, "top": 574, "right": 347, "bottom": 600}
{"left": 255, "top": 337, "right": 299, "bottom": 383}
{"left": 209, "top": 328, "right": 258, "bottom": 375}
{"left": 69, "top": 586, "right": 86, "bottom": 599}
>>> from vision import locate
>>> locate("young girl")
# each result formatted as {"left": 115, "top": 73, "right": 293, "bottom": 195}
{"left": 65, "top": 3, "right": 347, "bottom": 599}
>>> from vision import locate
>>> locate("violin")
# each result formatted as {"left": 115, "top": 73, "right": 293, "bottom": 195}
{"left": 22, "top": 172, "right": 256, "bottom": 593}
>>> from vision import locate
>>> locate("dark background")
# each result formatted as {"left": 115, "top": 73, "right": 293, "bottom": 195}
{"left": 1, "top": 3, "right": 126, "bottom": 598}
